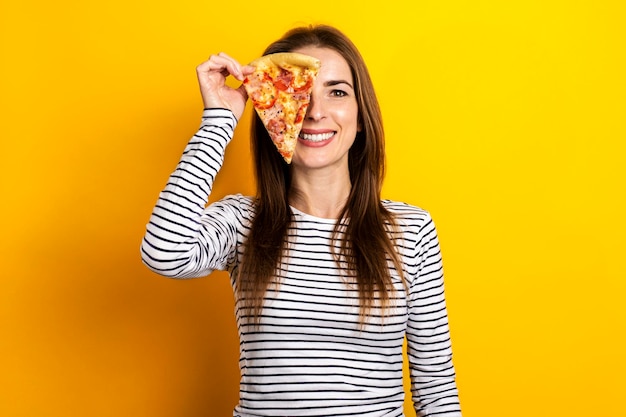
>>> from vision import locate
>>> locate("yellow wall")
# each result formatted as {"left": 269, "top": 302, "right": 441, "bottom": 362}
{"left": 1, "top": 1, "right": 624, "bottom": 416}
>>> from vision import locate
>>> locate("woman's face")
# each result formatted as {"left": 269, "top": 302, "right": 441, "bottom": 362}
{"left": 290, "top": 46, "right": 360, "bottom": 173}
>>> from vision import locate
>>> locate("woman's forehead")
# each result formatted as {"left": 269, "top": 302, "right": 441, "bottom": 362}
{"left": 293, "top": 46, "right": 352, "bottom": 82}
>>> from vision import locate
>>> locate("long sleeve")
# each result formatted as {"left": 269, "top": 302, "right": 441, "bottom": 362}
{"left": 140, "top": 108, "right": 245, "bottom": 278}
{"left": 406, "top": 214, "right": 462, "bottom": 416}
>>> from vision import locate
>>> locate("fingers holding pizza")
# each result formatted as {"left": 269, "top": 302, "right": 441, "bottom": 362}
{"left": 196, "top": 51, "right": 320, "bottom": 164}
{"left": 196, "top": 52, "right": 255, "bottom": 119}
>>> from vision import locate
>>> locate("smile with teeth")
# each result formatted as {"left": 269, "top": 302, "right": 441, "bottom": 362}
{"left": 299, "top": 131, "right": 335, "bottom": 142}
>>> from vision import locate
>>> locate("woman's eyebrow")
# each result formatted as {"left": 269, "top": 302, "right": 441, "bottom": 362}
{"left": 324, "top": 80, "right": 354, "bottom": 89}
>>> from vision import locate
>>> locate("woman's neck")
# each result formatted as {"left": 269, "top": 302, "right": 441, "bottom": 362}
{"left": 288, "top": 167, "right": 351, "bottom": 219}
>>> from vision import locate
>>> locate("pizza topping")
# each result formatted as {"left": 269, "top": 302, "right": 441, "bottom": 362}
{"left": 243, "top": 52, "right": 321, "bottom": 164}
{"left": 292, "top": 74, "right": 313, "bottom": 92}
{"left": 267, "top": 118, "right": 286, "bottom": 139}
{"left": 294, "top": 103, "right": 307, "bottom": 124}
{"left": 274, "top": 69, "right": 293, "bottom": 91}
{"left": 244, "top": 72, "right": 277, "bottom": 109}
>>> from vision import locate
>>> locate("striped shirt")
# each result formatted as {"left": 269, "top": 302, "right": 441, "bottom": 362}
{"left": 141, "top": 108, "right": 462, "bottom": 417}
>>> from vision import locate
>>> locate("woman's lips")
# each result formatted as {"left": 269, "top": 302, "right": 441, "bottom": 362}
{"left": 298, "top": 129, "right": 336, "bottom": 147}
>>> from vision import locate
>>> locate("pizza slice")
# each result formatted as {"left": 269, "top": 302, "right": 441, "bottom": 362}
{"left": 243, "top": 52, "right": 321, "bottom": 163}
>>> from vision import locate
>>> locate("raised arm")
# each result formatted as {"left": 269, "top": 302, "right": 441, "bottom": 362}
{"left": 140, "top": 54, "right": 254, "bottom": 278}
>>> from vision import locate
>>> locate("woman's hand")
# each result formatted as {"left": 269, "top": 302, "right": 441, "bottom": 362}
{"left": 196, "top": 52, "right": 254, "bottom": 120}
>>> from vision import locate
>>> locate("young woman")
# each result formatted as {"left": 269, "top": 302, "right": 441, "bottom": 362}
{"left": 141, "top": 25, "right": 462, "bottom": 417}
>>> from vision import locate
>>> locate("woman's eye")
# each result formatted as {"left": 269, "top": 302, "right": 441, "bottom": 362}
{"left": 330, "top": 89, "right": 348, "bottom": 98}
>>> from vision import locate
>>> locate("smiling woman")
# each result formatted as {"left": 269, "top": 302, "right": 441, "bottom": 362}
{"left": 141, "top": 24, "right": 462, "bottom": 416}
{"left": 3, "top": 0, "right": 625, "bottom": 416}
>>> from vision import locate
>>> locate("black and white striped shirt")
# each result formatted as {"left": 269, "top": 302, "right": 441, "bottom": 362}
{"left": 141, "top": 108, "right": 462, "bottom": 416}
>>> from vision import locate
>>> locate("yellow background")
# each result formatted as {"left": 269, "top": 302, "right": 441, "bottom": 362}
{"left": 1, "top": 0, "right": 624, "bottom": 416}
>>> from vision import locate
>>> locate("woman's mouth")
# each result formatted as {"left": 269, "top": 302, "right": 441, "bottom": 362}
{"left": 299, "top": 131, "right": 335, "bottom": 142}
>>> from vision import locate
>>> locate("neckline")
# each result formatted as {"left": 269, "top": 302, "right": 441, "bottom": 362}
{"left": 289, "top": 205, "right": 339, "bottom": 224}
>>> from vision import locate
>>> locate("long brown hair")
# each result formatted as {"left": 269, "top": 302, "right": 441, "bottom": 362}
{"left": 238, "top": 25, "right": 404, "bottom": 323}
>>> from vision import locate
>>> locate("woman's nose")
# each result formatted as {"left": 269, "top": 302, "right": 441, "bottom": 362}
{"left": 306, "top": 92, "right": 324, "bottom": 121}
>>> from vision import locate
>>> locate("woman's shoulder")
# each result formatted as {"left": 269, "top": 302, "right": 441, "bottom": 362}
{"left": 217, "top": 193, "right": 255, "bottom": 207}
{"left": 382, "top": 200, "right": 441, "bottom": 256}
{"left": 382, "top": 199, "right": 432, "bottom": 221}
{"left": 207, "top": 193, "right": 257, "bottom": 220}
{"left": 381, "top": 199, "right": 438, "bottom": 234}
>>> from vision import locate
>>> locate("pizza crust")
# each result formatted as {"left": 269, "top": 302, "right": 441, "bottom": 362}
{"left": 249, "top": 52, "right": 321, "bottom": 72}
